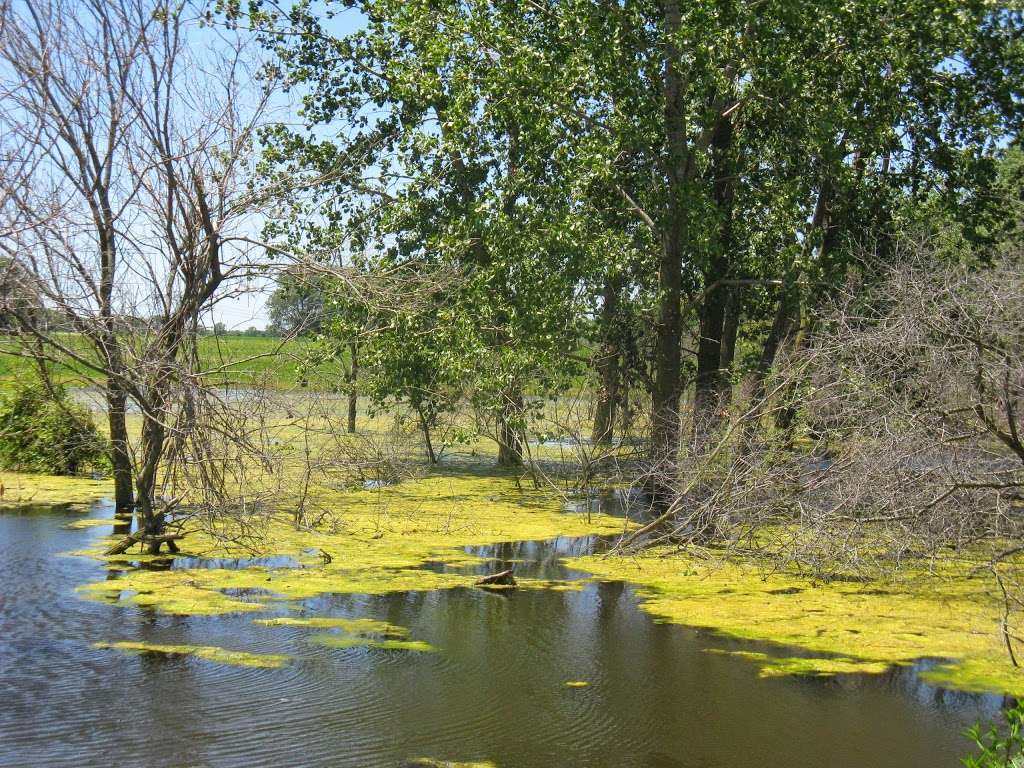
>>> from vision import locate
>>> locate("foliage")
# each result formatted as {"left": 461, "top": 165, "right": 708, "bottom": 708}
{"left": 0, "top": 379, "right": 108, "bottom": 475}
{"left": 963, "top": 701, "right": 1024, "bottom": 767}
{"left": 267, "top": 268, "right": 331, "bottom": 336}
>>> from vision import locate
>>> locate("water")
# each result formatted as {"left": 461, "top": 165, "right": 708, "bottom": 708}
{"left": 0, "top": 502, "right": 1006, "bottom": 768}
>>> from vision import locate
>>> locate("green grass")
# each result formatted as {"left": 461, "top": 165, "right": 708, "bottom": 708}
{"left": 0, "top": 334, "right": 347, "bottom": 390}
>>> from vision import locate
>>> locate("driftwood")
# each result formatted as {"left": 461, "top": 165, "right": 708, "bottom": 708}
{"left": 104, "top": 532, "right": 185, "bottom": 556}
{"left": 475, "top": 569, "right": 516, "bottom": 586}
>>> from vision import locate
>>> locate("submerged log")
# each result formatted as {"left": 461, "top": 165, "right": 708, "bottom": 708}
{"left": 104, "top": 532, "right": 185, "bottom": 556}
{"left": 474, "top": 569, "right": 516, "bottom": 586}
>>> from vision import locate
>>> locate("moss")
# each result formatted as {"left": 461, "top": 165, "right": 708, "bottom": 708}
{"left": 0, "top": 471, "right": 110, "bottom": 505}
{"left": 569, "top": 547, "right": 1024, "bottom": 696}
{"left": 93, "top": 640, "right": 288, "bottom": 668}
{"left": 78, "top": 473, "right": 627, "bottom": 617}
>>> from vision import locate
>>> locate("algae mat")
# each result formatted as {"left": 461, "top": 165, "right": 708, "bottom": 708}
{"left": 570, "top": 547, "right": 1024, "bottom": 696}
{"left": 77, "top": 473, "right": 629, "bottom": 616}
{"left": 0, "top": 471, "right": 110, "bottom": 506}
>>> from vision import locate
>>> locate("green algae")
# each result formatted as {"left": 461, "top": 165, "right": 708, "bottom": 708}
{"left": 67, "top": 517, "right": 123, "bottom": 529}
{"left": 93, "top": 641, "right": 288, "bottom": 669}
{"left": 77, "top": 473, "right": 628, "bottom": 617}
{"left": 0, "top": 471, "right": 110, "bottom": 506}
{"left": 705, "top": 649, "right": 893, "bottom": 678}
{"left": 405, "top": 760, "right": 497, "bottom": 768}
{"left": 309, "top": 633, "right": 434, "bottom": 652}
{"left": 569, "top": 547, "right": 1024, "bottom": 696}
{"left": 77, "top": 567, "right": 271, "bottom": 615}
{"left": 564, "top": 680, "right": 589, "bottom": 688}
{"left": 254, "top": 616, "right": 408, "bottom": 635}
{"left": 256, "top": 613, "right": 434, "bottom": 651}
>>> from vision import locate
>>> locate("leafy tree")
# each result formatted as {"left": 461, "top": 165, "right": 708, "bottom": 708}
{"left": 238, "top": 0, "right": 1023, "bottom": 480}
{"left": 267, "top": 269, "right": 329, "bottom": 336}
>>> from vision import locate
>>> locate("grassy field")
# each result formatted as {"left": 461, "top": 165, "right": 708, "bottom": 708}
{"left": 0, "top": 334, "right": 346, "bottom": 390}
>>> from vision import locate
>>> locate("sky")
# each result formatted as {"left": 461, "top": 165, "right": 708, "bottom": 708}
{"left": 207, "top": 2, "right": 368, "bottom": 331}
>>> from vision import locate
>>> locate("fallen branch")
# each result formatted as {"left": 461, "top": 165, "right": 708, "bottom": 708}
{"left": 103, "top": 532, "right": 186, "bottom": 556}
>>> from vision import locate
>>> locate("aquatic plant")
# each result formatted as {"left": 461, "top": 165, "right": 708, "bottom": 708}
{"left": 93, "top": 641, "right": 288, "bottom": 669}
{"left": 963, "top": 701, "right": 1024, "bottom": 768}
{"left": 571, "top": 546, "right": 1024, "bottom": 695}
{"left": 78, "top": 473, "right": 628, "bottom": 615}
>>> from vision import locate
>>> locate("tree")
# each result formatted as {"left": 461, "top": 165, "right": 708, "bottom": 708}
{"left": 267, "top": 268, "right": 328, "bottom": 336}
{"left": 244, "top": 0, "right": 596, "bottom": 466}
{"left": 0, "top": 0, "right": 279, "bottom": 548}
{"left": 239, "top": 0, "right": 1021, "bottom": 482}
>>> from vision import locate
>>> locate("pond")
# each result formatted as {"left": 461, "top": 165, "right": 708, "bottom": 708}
{"left": 0, "top": 501, "right": 1005, "bottom": 768}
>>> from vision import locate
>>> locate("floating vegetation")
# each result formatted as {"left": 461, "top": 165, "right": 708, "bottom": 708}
{"left": 309, "top": 634, "right": 434, "bottom": 653}
{"left": 564, "top": 680, "right": 589, "bottom": 688}
{"left": 93, "top": 641, "right": 288, "bottom": 669}
{"left": 78, "top": 567, "right": 271, "bottom": 615}
{"left": 254, "top": 616, "right": 408, "bottom": 635}
{"left": 571, "top": 547, "right": 1024, "bottom": 695}
{"left": 257, "top": 613, "right": 434, "bottom": 652}
{"left": 705, "top": 649, "right": 893, "bottom": 678}
{"left": 0, "top": 471, "right": 110, "bottom": 506}
{"left": 78, "top": 473, "right": 628, "bottom": 617}
{"left": 67, "top": 517, "right": 124, "bottom": 529}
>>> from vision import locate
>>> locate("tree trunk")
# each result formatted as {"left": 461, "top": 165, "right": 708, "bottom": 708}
{"left": 106, "top": 384, "right": 134, "bottom": 515}
{"left": 619, "top": 382, "right": 632, "bottom": 435}
{"left": 692, "top": 279, "right": 728, "bottom": 439}
{"left": 773, "top": 317, "right": 807, "bottom": 439}
{"left": 650, "top": 0, "right": 689, "bottom": 491}
{"left": 744, "top": 174, "right": 833, "bottom": 440}
{"left": 692, "top": 112, "right": 735, "bottom": 441}
{"left": 718, "top": 288, "right": 740, "bottom": 409}
{"left": 417, "top": 403, "right": 438, "bottom": 464}
{"left": 496, "top": 392, "right": 525, "bottom": 467}
{"left": 752, "top": 292, "right": 797, "bottom": 396}
{"left": 136, "top": 395, "right": 169, "bottom": 554}
{"left": 346, "top": 342, "right": 358, "bottom": 434}
{"left": 592, "top": 278, "right": 621, "bottom": 445}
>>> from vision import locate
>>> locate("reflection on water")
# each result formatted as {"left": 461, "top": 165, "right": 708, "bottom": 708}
{"left": 0, "top": 502, "right": 1006, "bottom": 768}
{"left": 564, "top": 487, "right": 651, "bottom": 520}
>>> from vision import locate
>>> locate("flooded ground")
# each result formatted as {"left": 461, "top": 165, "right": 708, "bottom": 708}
{"left": 0, "top": 500, "right": 1006, "bottom": 768}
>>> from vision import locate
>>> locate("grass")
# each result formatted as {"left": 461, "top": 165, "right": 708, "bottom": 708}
{"left": 0, "top": 333, "right": 345, "bottom": 390}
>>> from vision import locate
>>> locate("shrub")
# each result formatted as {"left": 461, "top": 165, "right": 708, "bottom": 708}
{"left": 963, "top": 701, "right": 1024, "bottom": 767}
{"left": 0, "top": 380, "right": 109, "bottom": 475}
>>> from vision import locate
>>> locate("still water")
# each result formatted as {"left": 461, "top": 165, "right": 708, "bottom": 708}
{"left": 0, "top": 502, "right": 1005, "bottom": 768}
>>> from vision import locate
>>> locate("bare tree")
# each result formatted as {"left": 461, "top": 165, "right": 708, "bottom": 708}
{"left": 620, "top": 245, "right": 1024, "bottom": 593}
{"left": 0, "top": 0, "right": 281, "bottom": 550}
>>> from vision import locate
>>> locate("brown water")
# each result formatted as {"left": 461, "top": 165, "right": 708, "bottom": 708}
{"left": 0, "top": 501, "right": 1007, "bottom": 768}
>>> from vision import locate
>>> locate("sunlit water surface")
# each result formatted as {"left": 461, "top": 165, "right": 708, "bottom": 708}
{"left": 0, "top": 500, "right": 1006, "bottom": 768}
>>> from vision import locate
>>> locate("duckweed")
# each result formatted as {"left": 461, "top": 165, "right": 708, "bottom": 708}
{"left": 705, "top": 649, "right": 893, "bottom": 678}
{"left": 254, "top": 616, "right": 409, "bottom": 635}
{"left": 93, "top": 641, "right": 288, "bottom": 669}
{"left": 309, "top": 634, "right": 434, "bottom": 652}
{"left": 570, "top": 547, "right": 1024, "bottom": 695}
{"left": 78, "top": 473, "right": 628, "bottom": 617}
{"left": 0, "top": 472, "right": 110, "bottom": 505}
